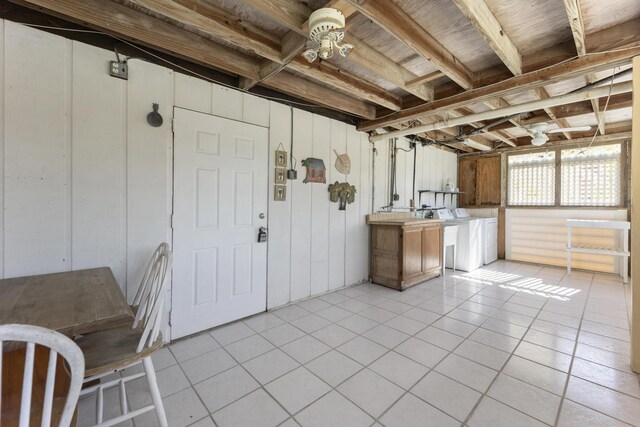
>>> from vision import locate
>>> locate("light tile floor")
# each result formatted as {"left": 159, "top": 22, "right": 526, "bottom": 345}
{"left": 78, "top": 261, "right": 640, "bottom": 426}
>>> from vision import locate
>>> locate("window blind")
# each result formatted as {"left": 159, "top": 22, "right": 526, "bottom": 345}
{"left": 561, "top": 144, "right": 621, "bottom": 206}
{"left": 508, "top": 152, "right": 555, "bottom": 206}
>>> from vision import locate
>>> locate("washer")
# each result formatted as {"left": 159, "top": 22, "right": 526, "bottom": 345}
{"left": 452, "top": 208, "right": 498, "bottom": 265}
{"left": 434, "top": 208, "right": 483, "bottom": 272}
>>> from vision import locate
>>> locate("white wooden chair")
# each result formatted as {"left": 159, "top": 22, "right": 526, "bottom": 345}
{"left": 0, "top": 324, "right": 85, "bottom": 427}
{"left": 442, "top": 225, "right": 459, "bottom": 277}
{"left": 76, "top": 243, "right": 171, "bottom": 427}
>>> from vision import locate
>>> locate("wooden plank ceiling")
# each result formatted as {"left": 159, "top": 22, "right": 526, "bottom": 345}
{"left": 9, "top": 0, "right": 640, "bottom": 152}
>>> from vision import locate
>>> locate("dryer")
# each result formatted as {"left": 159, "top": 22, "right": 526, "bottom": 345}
{"left": 434, "top": 208, "right": 483, "bottom": 272}
{"left": 452, "top": 208, "right": 498, "bottom": 265}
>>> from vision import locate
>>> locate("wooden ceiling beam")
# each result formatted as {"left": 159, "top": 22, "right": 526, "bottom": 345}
{"left": 443, "top": 108, "right": 516, "bottom": 147}
{"left": 344, "top": 0, "right": 474, "bottom": 89}
{"left": 461, "top": 131, "right": 631, "bottom": 156}
{"left": 452, "top": 0, "right": 572, "bottom": 140}
{"left": 242, "top": 0, "right": 435, "bottom": 101}
{"left": 358, "top": 41, "right": 640, "bottom": 132}
{"left": 585, "top": 17, "right": 640, "bottom": 53}
{"left": 562, "top": 0, "right": 605, "bottom": 135}
{"left": 406, "top": 71, "right": 444, "bottom": 87}
{"left": 10, "top": 0, "right": 377, "bottom": 118}
{"left": 392, "top": 120, "right": 487, "bottom": 152}
{"left": 10, "top": 0, "right": 263, "bottom": 77}
{"left": 487, "top": 93, "right": 632, "bottom": 130}
{"left": 262, "top": 71, "right": 376, "bottom": 118}
{"left": 451, "top": 0, "right": 522, "bottom": 75}
{"left": 125, "top": 0, "right": 401, "bottom": 110}
{"left": 242, "top": 31, "right": 307, "bottom": 90}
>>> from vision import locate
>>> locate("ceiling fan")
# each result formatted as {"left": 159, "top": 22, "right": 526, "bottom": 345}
{"left": 302, "top": 8, "right": 354, "bottom": 62}
{"left": 529, "top": 123, "right": 592, "bottom": 146}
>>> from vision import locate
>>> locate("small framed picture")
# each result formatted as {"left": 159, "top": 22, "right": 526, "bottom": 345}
{"left": 275, "top": 168, "right": 287, "bottom": 184}
{"left": 275, "top": 150, "right": 287, "bottom": 168}
{"left": 274, "top": 185, "right": 287, "bottom": 201}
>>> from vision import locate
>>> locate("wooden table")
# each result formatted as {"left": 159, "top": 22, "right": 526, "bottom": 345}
{"left": 1, "top": 267, "right": 134, "bottom": 425}
{"left": 0, "top": 267, "right": 133, "bottom": 336}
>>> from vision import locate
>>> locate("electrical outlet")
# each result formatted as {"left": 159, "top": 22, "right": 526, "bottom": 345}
{"left": 109, "top": 61, "right": 128, "bottom": 80}
{"left": 393, "top": 194, "right": 400, "bottom": 201}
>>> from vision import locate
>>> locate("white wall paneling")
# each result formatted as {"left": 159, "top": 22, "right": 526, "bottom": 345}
{"left": 0, "top": 22, "right": 170, "bottom": 301}
{"left": 372, "top": 138, "right": 389, "bottom": 212}
{"left": 174, "top": 73, "right": 212, "bottom": 114}
{"left": 380, "top": 138, "right": 458, "bottom": 212}
{"left": 506, "top": 208, "right": 628, "bottom": 273}
{"left": 71, "top": 42, "right": 127, "bottom": 288}
{"left": 329, "top": 121, "right": 347, "bottom": 290}
{"left": 267, "top": 102, "right": 293, "bottom": 308}
{"left": 4, "top": 22, "right": 72, "bottom": 278}
{"left": 310, "top": 114, "right": 331, "bottom": 297}
{"left": 126, "top": 59, "right": 174, "bottom": 302}
{"left": 289, "top": 109, "right": 313, "bottom": 302}
{"left": 345, "top": 129, "right": 369, "bottom": 285}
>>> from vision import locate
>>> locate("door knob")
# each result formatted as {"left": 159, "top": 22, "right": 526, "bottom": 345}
{"left": 259, "top": 213, "right": 265, "bottom": 219}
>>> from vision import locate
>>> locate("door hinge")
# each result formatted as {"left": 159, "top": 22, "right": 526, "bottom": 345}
{"left": 170, "top": 214, "right": 174, "bottom": 229}
{"left": 168, "top": 310, "right": 172, "bottom": 327}
{"left": 171, "top": 118, "right": 175, "bottom": 133}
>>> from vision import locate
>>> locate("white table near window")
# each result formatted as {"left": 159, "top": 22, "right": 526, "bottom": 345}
{"left": 566, "top": 219, "right": 630, "bottom": 283}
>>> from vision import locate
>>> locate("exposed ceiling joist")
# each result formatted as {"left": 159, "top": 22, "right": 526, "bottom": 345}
{"left": 358, "top": 43, "right": 640, "bottom": 132}
{"left": 368, "top": 81, "right": 632, "bottom": 141}
{"left": 451, "top": 0, "right": 522, "bottom": 75}
{"left": 262, "top": 70, "right": 376, "bottom": 118}
{"left": 125, "top": 0, "right": 401, "bottom": 110}
{"left": 406, "top": 71, "right": 444, "bottom": 87}
{"left": 11, "top": 0, "right": 377, "bottom": 118}
{"left": 242, "top": 0, "right": 434, "bottom": 101}
{"left": 452, "top": 0, "right": 573, "bottom": 140}
{"left": 460, "top": 131, "right": 631, "bottom": 156}
{"left": 344, "top": 0, "right": 474, "bottom": 89}
{"left": 517, "top": 93, "right": 632, "bottom": 127}
{"left": 562, "top": 0, "right": 606, "bottom": 135}
{"left": 242, "top": 31, "right": 307, "bottom": 90}
{"left": 442, "top": 108, "right": 515, "bottom": 147}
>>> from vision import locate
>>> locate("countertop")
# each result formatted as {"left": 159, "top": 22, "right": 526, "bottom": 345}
{"left": 367, "top": 218, "right": 444, "bottom": 226}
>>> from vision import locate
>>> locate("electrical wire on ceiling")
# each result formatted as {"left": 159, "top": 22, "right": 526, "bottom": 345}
{"left": 576, "top": 67, "right": 619, "bottom": 154}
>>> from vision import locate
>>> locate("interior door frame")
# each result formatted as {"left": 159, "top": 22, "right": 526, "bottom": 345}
{"left": 168, "top": 106, "right": 271, "bottom": 341}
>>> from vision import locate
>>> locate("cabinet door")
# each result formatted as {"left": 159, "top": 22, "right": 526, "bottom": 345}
{"left": 403, "top": 227, "right": 424, "bottom": 279}
{"left": 477, "top": 156, "right": 501, "bottom": 205}
{"left": 458, "top": 158, "right": 476, "bottom": 206}
{"left": 422, "top": 226, "right": 441, "bottom": 271}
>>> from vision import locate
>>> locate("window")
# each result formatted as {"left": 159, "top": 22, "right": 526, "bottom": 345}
{"left": 508, "top": 151, "right": 556, "bottom": 206}
{"left": 561, "top": 144, "right": 621, "bottom": 206}
{"left": 507, "top": 142, "right": 623, "bottom": 207}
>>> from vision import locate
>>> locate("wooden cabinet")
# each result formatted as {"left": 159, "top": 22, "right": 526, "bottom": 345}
{"left": 458, "top": 155, "right": 502, "bottom": 206}
{"left": 370, "top": 221, "right": 442, "bottom": 291}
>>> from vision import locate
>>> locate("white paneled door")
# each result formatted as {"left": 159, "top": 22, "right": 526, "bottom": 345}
{"left": 172, "top": 108, "right": 268, "bottom": 339}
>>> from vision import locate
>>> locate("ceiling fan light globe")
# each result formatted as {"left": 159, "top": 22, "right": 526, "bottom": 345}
{"left": 531, "top": 134, "right": 549, "bottom": 146}
{"left": 302, "top": 48, "right": 318, "bottom": 62}
{"left": 337, "top": 42, "right": 354, "bottom": 57}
